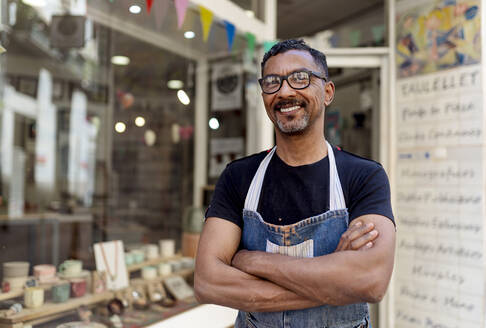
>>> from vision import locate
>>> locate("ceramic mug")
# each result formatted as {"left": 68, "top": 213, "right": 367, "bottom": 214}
{"left": 24, "top": 287, "right": 44, "bottom": 308}
{"left": 52, "top": 283, "right": 70, "bottom": 303}
{"left": 70, "top": 278, "right": 87, "bottom": 298}
{"left": 59, "top": 260, "right": 82, "bottom": 277}
{"left": 159, "top": 239, "right": 175, "bottom": 258}
{"left": 141, "top": 266, "right": 157, "bottom": 280}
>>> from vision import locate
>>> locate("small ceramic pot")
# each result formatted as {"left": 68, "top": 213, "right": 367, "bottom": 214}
{"left": 24, "top": 287, "right": 44, "bottom": 308}
{"left": 141, "top": 266, "right": 157, "bottom": 280}
{"left": 3, "top": 262, "right": 30, "bottom": 278}
{"left": 34, "top": 264, "right": 56, "bottom": 283}
{"left": 124, "top": 253, "right": 135, "bottom": 266}
{"left": 159, "top": 239, "right": 175, "bottom": 258}
{"left": 145, "top": 244, "right": 159, "bottom": 260}
{"left": 70, "top": 278, "right": 87, "bottom": 298}
{"left": 52, "top": 283, "right": 70, "bottom": 303}
{"left": 158, "top": 263, "right": 172, "bottom": 276}
{"left": 59, "top": 260, "right": 82, "bottom": 277}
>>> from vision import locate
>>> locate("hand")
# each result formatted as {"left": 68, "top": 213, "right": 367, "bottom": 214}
{"left": 232, "top": 249, "right": 256, "bottom": 273}
{"left": 335, "top": 220, "right": 379, "bottom": 252}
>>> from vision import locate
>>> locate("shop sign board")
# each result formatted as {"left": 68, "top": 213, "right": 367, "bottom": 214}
{"left": 394, "top": 1, "right": 483, "bottom": 327}
{"left": 211, "top": 63, "right": 243, "bottom": 111}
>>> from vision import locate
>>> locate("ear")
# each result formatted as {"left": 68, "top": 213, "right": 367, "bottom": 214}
{"left": 324, "top": 81, "right": 335, "bottom": 106}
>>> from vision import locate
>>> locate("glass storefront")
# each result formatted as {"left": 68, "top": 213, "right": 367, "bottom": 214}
{"left": 0, "top": 0, "right": 259, "bottom": 325}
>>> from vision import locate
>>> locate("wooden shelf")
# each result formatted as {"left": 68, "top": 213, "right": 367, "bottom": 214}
{"left": 126, "top": 254, "right": 182, "bottom": 273}
{"left": 130, "top": 268, "right": 194, "bottom": 286}
{"left": 0, "top": 291, "right": 114, "bottom": 325}
{"left": 0, "top": 278, "right": 60, "bottom": 302}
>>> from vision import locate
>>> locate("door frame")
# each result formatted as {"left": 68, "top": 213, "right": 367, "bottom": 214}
{"left": 315, "top": 47, "right": 395, "bottom": 328}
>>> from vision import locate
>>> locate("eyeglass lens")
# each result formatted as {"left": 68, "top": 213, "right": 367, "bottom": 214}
{"left": 261, "top": 71, "right": 311, "bottom": 93}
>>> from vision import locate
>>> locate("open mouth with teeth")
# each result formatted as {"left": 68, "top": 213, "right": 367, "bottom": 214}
{"left": 275, "top": 101, "right": 305, "bottom": 113}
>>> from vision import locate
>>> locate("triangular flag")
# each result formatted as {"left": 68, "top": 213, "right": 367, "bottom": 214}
{"left": 199, "top": 6, "right": 213, "bottom": 42}
{"left": 224, "top": 20, "right": 236, "bottom": 51}
{"left": 245, "top": 32, "right": 256, "bottom": 58}
{"left": 146, "top": 0, "right": 153, "bottom": 13}
{"left": 175, "top": 0, "right": 189, "bottom": 29}
{"left": 154, "top": 0, "right": 169, "bottom": 30}
{"left": 349, "top": 30, "right": 361, "bottom": 47}
{"left": 371, "top": 25, "right": 385, "bottom": 44}
{"left": 263, "top": 40, "right": 277, "bottom": 52}
{"left": 0, "top": 45, "right": 6, "bottom": 54}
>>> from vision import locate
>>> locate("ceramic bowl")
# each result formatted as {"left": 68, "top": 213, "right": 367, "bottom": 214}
{"left": 3, "top": 262, "right": 30, "bottom": 278}
{"left": 3, "top": 276, "right": 28, "bottom": 289}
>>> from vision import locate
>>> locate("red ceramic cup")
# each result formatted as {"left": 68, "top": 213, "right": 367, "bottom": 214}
{"left": 70, "top": 279, "right": 86, "bottom": 298}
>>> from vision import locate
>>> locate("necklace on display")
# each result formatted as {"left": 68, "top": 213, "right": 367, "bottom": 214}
{"left": 100, "top": 241, "right": 118, "bottom": 281}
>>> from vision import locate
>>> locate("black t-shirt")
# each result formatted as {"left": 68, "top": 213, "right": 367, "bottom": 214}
{"left": 206, "top": 145, "right": 394, "bottom": 227}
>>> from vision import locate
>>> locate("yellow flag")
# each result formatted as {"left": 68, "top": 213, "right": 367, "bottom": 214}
{"left": 199, "top": 6, "right": 213, "bottom": 42}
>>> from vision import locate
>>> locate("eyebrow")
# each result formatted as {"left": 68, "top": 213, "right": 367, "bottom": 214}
{"left": 263, "top": 68, "right": 312, "bottom": 77}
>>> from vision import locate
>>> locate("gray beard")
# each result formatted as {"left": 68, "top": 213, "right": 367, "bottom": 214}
{"left": 276, "top": 112, "right": 310, "bottom": 134}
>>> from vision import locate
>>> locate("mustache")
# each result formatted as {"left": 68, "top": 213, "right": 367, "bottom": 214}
{"left": 274, "top": 99, "right": 306, "bottom": 110}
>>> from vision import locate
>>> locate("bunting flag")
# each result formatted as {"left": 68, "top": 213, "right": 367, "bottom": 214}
{"left": 245, "top": 32, "right": 256, "bottom": 58}
{"left": 146, "top": 0, "right": 153, "bottom": 13}
{"left": 199, "top": 6, "right": 213, "bottom": 42}
{"left": 154, "top": 0, "right": 169, "bottom": 30}
{"left": 175, "top": 0, "right": 189, "bottom": 29}
{"left": 0, "top": 45, "right": 6, "bottom": 54}
{"left": 349, "top": 30, "right": 361, "bottom": 47}
{"left": 223, "top": 20, "right": 235, "bottom": 51}
{"left": 263, "top": 40, "right": 277, "bottom": 52}
{"left": 371, "top": 25, "right": 385, "bottom": 44}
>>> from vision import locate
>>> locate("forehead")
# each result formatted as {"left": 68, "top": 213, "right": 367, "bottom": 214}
{"left": 263, "top": 50, "right": 319, "bottom": 75}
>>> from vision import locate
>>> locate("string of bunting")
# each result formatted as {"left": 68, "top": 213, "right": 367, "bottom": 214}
{"left": 106, "top": 0, "right": 275, "bottom": 56}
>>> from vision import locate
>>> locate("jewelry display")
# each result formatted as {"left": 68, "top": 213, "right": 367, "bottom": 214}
{"left": 93, "top": 241, "right": 129, "bottom": 290}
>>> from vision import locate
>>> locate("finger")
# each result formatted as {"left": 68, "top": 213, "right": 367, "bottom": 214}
{"left": 346, "top": 222, "right": 374, "bottom": 243}
{"left": 336, "top": 221, "right": 363, "bottom": 251}
{"left": 350, "top": 229, "right": 379, "bottom": 250}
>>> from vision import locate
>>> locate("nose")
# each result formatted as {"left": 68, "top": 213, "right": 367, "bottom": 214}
{"left": 277, "top": 79, "right": 296, "bottom": 98}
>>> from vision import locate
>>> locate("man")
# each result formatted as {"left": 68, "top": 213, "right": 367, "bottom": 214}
{"left": 195, "top": 39, "right": 395, "bottom": 328}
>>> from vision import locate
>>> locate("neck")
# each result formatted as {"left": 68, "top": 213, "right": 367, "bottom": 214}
{"left": 275, "top": 129, "right": 328, "bottom": 166}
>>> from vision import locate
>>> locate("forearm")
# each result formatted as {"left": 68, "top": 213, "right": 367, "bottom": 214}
{"left": 233, "top": 216, "right": 395, "bottom": 306}
{"left": 194, "top": 256, "right": 321, "bottom": 312}
{"left": 237, "top": 250, "right": 387, "bottom": 306}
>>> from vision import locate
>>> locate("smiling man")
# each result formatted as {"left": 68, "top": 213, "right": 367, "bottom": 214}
{"left": 195, "top": 39, "right": 395, "bottom": 328}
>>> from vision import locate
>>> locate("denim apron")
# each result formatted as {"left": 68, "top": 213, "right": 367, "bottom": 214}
{"left": 235, "top": 142, "right": 369, "bottom": 328}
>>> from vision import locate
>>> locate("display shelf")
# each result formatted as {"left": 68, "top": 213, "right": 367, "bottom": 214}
{"left": 0, "top": 278, "right": 60, "bottom": 302}
{"left": 0, "top": 291, "right": 114, "bottom": 325}
{"left": 126, "top": 254, "right": 183, "bottom": 273}
{"left": 0, "top": 290, "right": 23, "bottom": 302}
{"left": 130, "top": 268, "right": 194, "bottom": 286}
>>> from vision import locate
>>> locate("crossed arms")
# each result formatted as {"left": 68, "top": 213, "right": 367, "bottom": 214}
{"left": 194, "top": 214, "right": 395, "bottom": 312}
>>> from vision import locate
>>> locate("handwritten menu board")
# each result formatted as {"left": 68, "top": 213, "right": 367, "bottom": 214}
{"left": 395, "top": 64, "right": 483, "bottom": 328}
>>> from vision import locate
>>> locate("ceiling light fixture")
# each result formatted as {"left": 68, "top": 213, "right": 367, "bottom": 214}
{"left": 135, "top": 116, "right": 146, "bottom": 127}
{"left": 184, "top": 31, "right": 195, "bottom": 39}
{"left": 167, "top": 80, "right": 184, "bottom": 89}
{"left": 115, "top": 122, "right": 126, "bottom": 133}
{"left": 177, "top": 90, "right": 190, "bottom": 106}
{"left": 245, "top": 10, "right": 255, "bottom": 18}
{"left": 129, "top": 5, "right": 142, "bottom": 14}
{"left": 111, "top": 56, "right": 130, "bottom": 65}
{"left": 209, "top": 118, "right": 220, "bottom": 130}
{"left": 22, "top": 0, "right": 46, "bottom": 7}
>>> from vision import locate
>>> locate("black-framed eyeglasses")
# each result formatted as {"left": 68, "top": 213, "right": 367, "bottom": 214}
{"left": 258, "top": 69, "right": 328, "bottom": 94}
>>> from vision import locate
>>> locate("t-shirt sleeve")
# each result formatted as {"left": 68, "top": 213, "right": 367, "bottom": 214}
{"left": 205, "top": 164, "right": 244, "bottom": 228}
{"left": 348, "top": 164, "right": 395, "bottom": 225}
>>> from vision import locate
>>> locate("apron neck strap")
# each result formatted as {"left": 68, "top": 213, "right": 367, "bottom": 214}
{"left": 243, "top": 142, "right": 346, "bottom": 212}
